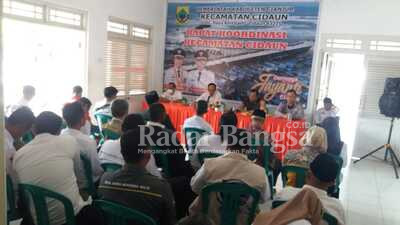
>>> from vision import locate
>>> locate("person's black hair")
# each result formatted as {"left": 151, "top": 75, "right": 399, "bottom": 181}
{"left": 73, "top": 85, "right": 83, "bottom": 95}
{"left": 62, "top": 102, "right": 84, "bottom": 127}
{"left": 227, "top": 129, "right": 251, "bottom": 154}
{"left": 219, "top": 111, "right": 238, "bottom": 142}
{"left": 196, "top": 100, "right": 208, "bottom": 115}
{"left": 310, "top": 153, "right": 340, "bottom": 183}
{"left": 321, "top": 117, "right": 342, "bottom": 155}
{"left": 120, "top": 128, "right": 148, "bottom": 164}
{"left": 23, "top": 85, "right": 35, "bottom": 96}
{"left": 111, "top": 99, "right": 129, "bottom": 118}
{"left": 176, "top": 214, "right": 213, "bottom": 225}
{"left": 121, "top": 114, "right": 145, "bottom": 133}
{"left": 168, "top": 82, "right": 177, "bottom": 88}
{"left": 79, "top": 97, "right": 92, "bottom": 108}
{"left": 208, "top": 83, "right": 217, "bottom": 88}
{"left": 104, "top": 86, "right": 118, "bottom": 99}
{"left": 6, "top": 106, "right": 35, "bottom": 128}
{"left": 286, "top": 89, "right": 297, "bottom": 96}
{"left": 34, "top": 111, "right": 63, "bottom": 135}
{"left": 149, "top": 103, "right": 166, "bottom": 122}
{"left": 323, "top": 97, "right": 332, "bottom": 104}
{"left": 145, "top": 91, "right": 160, "bottom": 105}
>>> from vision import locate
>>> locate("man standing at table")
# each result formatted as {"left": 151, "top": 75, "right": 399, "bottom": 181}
{"left": 275, "top": 89, "right": 304, "bottom": 120}
{"left": 186, "top": 50, "right": 215, "bottom": 95}
{"left": 196, "top": 83, "right": 222, "bottom": 107}
{"left": 164, "top": 48, "right": 187, "bottom": 91}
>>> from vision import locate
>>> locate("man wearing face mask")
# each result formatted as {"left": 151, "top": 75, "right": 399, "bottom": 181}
{"left": 161, "top": 82, "right": 183, "bottom": 102}
{"left": 164, "top": 48, "right": 187, "bottom": 91}
{"left": 186, "top": 50, "right": 215, "bottom": 95}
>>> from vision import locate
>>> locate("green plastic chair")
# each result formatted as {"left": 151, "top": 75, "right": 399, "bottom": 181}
{"left": 94, "top": 200, "right": 157, "bottom": 225}
{"left": 103, "top": 129, "right": 121, "bottom": 140}
{"left": 272, "top": 200, "right": 338, "bottom": 225}
{"left": 22, "top": 131, "right": 34, "bottom": 145}
{"left": 183, "top": 127, "right": 207, "bottom": 158}
{"left": 80, "top": 154, "right": 98, "bottom": 199}
{"left": 282, "top": 166, "right": 308, "bottom": 188}
{"left": 249, "top": 138, "right": 274, "bottom": 199}
{"left": 7, "top": 175, "right": 21, "bottom": 225}
{"left": 328, "top": 154, "right": 344, "bottom": 197}
{"left": 19, "top": 184, "right": 76, "bottom": 225}
{"left": 101, "top": 163, "right": 122, "bottom": 172}
{"left": 201, "top": 182, "right": 261, "bottom": 225}
{"left": 152, "top": 148, "right": 171, "bottom": 178}
{"left": 198, "top": 152, "right": 222, "bottom": 165}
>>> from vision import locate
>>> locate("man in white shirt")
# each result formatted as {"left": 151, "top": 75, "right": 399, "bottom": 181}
{"left": 91, "top": 86, "right": 118, "bottom": 124}
{"left": 196, "top": 83, "right": 222, "bottom": 106}
{"left": 315, "top": 97, "right": 339, "bottom": 124}
{"left": 273, "top": 153, "right": 346, "bottom": 225}
{"left": 99, "top": 114, "right": 161, "bottom": 178}
{"left": 183, "top": 100, "right": 213, "bottom": 133}
{"left": 4, "top": 107, "right": 35, "bottom": 194}
{"left": 6, "top": 85, "right": 35, "bottom": 116}
{"left": 191, "top": 111, "right": 237, "bottom": 170}
{"left": 13, "top": 112, "right": 104, "bottom": 225}
{"left": 186, "top": 50, "right": 215, "bottom": 95}
{"left": 164, "top": 48, "right": 188, "bottom": 91}
{"left": 62, "top": 102, "right": 103, "bottom": 190}
{"left": 161, "top": 82, "right": 183, "bottom": 102}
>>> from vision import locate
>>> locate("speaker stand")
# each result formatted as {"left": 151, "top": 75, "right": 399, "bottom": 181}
{"left": 353, "top": 117, "right": 400, "bottom": 179}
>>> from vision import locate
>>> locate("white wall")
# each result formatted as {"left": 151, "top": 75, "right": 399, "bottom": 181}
{"left": 44, "top": 0, "right": 167, "bottom": 111}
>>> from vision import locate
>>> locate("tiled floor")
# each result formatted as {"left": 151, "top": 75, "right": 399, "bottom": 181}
{"left": 341, "top": 157, "right": 400, "bottom": 225}
{"left": 11, "top": 158, "right": 400, "bottom": 225}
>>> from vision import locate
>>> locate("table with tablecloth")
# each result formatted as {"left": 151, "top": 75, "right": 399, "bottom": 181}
{"left": 157, "top": 102, "right": 307, "bottom": 160}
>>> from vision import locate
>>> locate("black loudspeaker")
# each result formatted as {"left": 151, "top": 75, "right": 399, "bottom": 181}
{"left": 379, "top": 78, "right": 400, "bottom": 118}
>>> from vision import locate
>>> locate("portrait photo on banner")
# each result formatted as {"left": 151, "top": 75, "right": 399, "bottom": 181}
{"left": 163, "top": 0, "right": 320, "bottom": 106}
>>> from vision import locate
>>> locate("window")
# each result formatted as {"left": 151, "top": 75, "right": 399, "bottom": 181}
{"left": 370, "top": 40, "right": 400, "bottom": 52}
{"left": 105, "top": 18, "right": 151, "bottom": 96}
{"left": 3, "top": 0, "right": 85, "bottom": 29}
{"left": 326, "top": 39, "right": 362, "bottom": 49}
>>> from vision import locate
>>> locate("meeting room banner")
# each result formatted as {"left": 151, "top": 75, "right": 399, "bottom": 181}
{"left": 163, "top": 1, "right": 320, "bottom": 106}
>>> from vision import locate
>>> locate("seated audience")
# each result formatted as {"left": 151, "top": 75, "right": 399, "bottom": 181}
{"left": 283, "top": 126, "right": 327, "bottom": 169}
{"left": 240, "top": 89, "right": 267, "bottom": 112}
{"left": 196, "top": 83, "right": 222, "bottom": 106}
{"left": 321, "top": 117, "right": 347, "bottom": 163}
{"left": 92, "top": 86, "right": 118, "bottom": 120}
{"left": 102, "top": 99, "right": 129, "bottom": 136}
{"left": 145, "top": 103, "right": 194, "bottom": 178}
{"left": 78, "top": 97, "right": 92, "bottom": 135}
{"left": 161, "top": 82, "right": 183, "bottom": 102}
{"left": 189, "top": 130, "right": 271, "bottom": 225}
{"left": 191, "top": 111, "right": 237, "bottom": 170}
{"left": 176, "top": 214, "right": 214, "bottom": 225}
{"left": 14, "top": 112, "right": 104, "bottom": 225}
{"left": 315, "top": 97, "right": 339, "bottom": 125}
{"left": 145, "top": 103, "right": 195, "bottom": 218}
{"left": 62, "top": 102, "right": 103, "bottom": 190}
{"left": 275, "top": 89, "right": 304, "bottom": 120}
{"left": 273, "top": 154, "right": 346, "bottom": 225}
{"left": 247, "top": 109, "right": 266, "bottom": 134}
{"left": 183, "top": 100, "right": 213, "bottom": 135}
{"left": 99, "top": 128, "right": 176, "bottom": 225}
{"left": 254, "top": 188, "right": 323, "bottom": 225}
{"left": 5, "top": 107, "right": 35, "bottom": 194}
{"left": 72, "top": 85, "right": 83, "bottom": 101}
{"left": 98, "top": 114, "right": 161, "bottom": 177}
{"left": 142, "top": 90, "right": 175, "bottom": 131}
{"left": 6, "top": 85, "right": 36, "bottom": 116}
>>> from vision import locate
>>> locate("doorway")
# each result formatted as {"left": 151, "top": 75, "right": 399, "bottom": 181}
{"left": 318, "top": 52, "right": 366, "bottom": 160}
